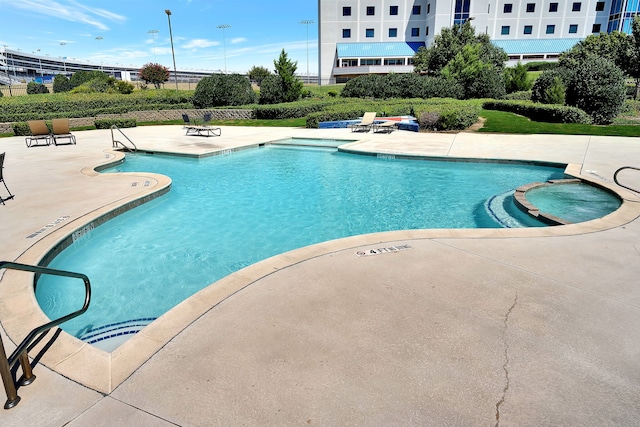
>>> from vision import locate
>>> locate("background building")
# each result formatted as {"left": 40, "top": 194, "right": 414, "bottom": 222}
{"left": 0, "top": 47, "right": 214, "bottom": 86}
{"left": 318, "top": 0, "right": 640, "bottom": 85}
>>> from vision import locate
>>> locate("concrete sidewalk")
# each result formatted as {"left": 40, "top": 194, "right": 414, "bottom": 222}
{"left": 1, "top": 126, "right": 640, "bottom": 426}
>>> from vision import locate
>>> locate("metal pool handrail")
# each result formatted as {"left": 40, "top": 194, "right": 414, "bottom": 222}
{"left": 0, "top": 261, "right": 91, "bottom": 409}
{"left": 110, "top": 124, "right": 137, "bottom": 152}
{"left": 613, "top": 166, "right": 640, "bottom": 194}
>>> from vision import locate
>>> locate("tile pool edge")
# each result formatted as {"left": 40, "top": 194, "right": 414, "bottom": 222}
{"left": 3, "top": 156, "right": 640, "bottom": 394}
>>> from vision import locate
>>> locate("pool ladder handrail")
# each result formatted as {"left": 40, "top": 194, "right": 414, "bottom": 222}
{"left": 0, "top": 261, "right": 91, "bottom": 409}
{"left": 613, "top": 166, "right": 640, "bottom": 194}
{"left": 110, "top": 124, "right": 137, "bottom": 153}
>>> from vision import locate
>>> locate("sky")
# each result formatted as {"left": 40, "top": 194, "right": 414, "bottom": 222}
{"left": 0, "top": 0, "right": 319, "bottom": 75}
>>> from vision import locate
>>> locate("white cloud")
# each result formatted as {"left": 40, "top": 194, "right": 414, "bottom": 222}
{"left": 5, "top": 0, "right": 126, "bottom": 31}
{"left": 230, "top": 37, "right": 247, "bottom": 44}
{"left": 182, "top": 39, "right": 219, "bottom": 49}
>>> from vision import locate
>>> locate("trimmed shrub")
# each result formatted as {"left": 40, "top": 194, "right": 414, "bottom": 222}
{"left": 254, "top": 101, "right": 336, "bottom": 119}
{"left": 193, "top": 74, "right": 257, "bottom": 108}
{"left": 503, "top": 91, "right": 532, "bottom": 101}
{"left": 341, "top": 74, "right": 463, "bottom": 99}
{"left": 27, "top": 82, "right": 49, "bottom": 94}
{"left": 12, "top": 121, "right": 47, "bottom": 136}
{"left": 94, "top": 118, "right": 136, "bottom": 129}
{"left": 69, "top": 70, "right": 109, "bottom": 89}
{"left": 259, "top": 74, "right": 285, "bottom": 104}
{"left": 525, "top": 61, "right": 559, "bottom": 72}
{"left": 419, "top": 76, "right": 464, "bottom": 99}
{"left": 53, "top": 74, "right": 71, "bottom": 93}
{"left": 115, "top": 80, "right": 135, "bottom": 94}
{"left": 483, "top": 100, "right": 592, "bottom": 124}
{"left": 531, "top": 68, "right": 573, "bottom": 103}
{"left": 565, "top": 57, "right": 627, "bottom": 124}
{"left": 466, "top": 67, "right": 506, "bottom": 99}
{"left": 545, "top": 77, "right": 566, "bottom": 105}
{"left": 415, "top": 102, "right": 481, "bottom": 131}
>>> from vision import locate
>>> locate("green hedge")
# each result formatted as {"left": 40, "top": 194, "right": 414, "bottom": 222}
{"left": 12, "top": 121, "right": 50, "bottom": 136}
{"left": 483, "top": 100, "right": 592, "bottom": 124}
{"left": 0, "top": 91, "right": 194, "bottom": 122}
{"left": 254, "top": 100, "right": 338, "bottom": 119}
{"left": 94, "top": 118, "right": 137, "bottom": 129}
{"left": 415, "top": 101, "right": 482, "bottom": 131}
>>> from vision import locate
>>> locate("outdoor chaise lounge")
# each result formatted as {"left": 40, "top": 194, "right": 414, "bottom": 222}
{"left": 373, "top": 120, "right": 399, "bottom": 133}
{"left": 348, "top": 112, "right": 376, "bottom": 132}
{"left": 51, "top": 118, "right": 76, "bottom": 145}
{"left": 184, "top": 111, "right": 221, "bottom": 137}
{"left": 0, "top": 152, "right": 15, "bottom": 205}
{"left": 182, "top": 113, "right": 193, "bottom": 128}
{"left": 25, "top": 120, "right": 51, "bottom": 147}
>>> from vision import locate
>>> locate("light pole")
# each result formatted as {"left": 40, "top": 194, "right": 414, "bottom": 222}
{"left": 148, "top": 29, "right": 159, "bottom": 61}
{"left": 60, "top": 42, "right": 67, "bottom": 74}
{"left": 165, "top": 10, "right": 179, "bottom": 91}
{"left": 216, "top": 24, "right": 230, "bottom": 74}
{"left": 95, "top": 36, "right": 103, "bottom": 70}
{"left": 299, "top": 20, "right": 314, "bottom": 84}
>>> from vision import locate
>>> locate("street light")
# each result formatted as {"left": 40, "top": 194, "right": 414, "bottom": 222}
{"left": 165, "top": 10, "right": 179, "bottom": 91}
{"left": 95, "top": 36, "right": 103, "bottom": 70}
{"left": 148, "top": 29, "right": 159, "bottom": 61}
{"left": 299, "top": 20, "right": 314, "bottom": 84}
{"left": 216, "top": 24, "right": 230, "bottom": 74}
{"left": 60, "top": 42, "right": 67, "bottom": 73}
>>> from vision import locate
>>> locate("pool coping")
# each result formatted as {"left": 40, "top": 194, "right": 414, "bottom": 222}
{"left": 2, "top": 140, "right": 640, "bottom": 394}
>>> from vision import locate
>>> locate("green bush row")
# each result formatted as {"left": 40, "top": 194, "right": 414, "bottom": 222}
{"left": 0, "top": 91, "right": 194, "bottom": 122}
{"left": 94, "top": 118, "right": 137, "bottom": 129}
{"left": 415, "top": 101, "right": 482, "bottom": 131}
{"left": 254, "top": 100, "right": 338, "bottom": 119}
{"left": 483, "top": 100, "right": 593, "bottom": 124}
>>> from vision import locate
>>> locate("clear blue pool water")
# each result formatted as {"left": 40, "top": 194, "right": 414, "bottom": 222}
{"left": 36, "top": 145, "right": 574, "bottom": 343}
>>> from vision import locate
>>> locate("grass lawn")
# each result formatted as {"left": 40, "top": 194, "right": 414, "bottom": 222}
{"left": 479, "top": 109, "right": 640, "bottom": 137}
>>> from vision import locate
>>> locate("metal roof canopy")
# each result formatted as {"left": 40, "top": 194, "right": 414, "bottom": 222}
{"left": 337, "top": 42, "right": 425, "bottom": 58}
{"left": 492, "top": 38, "right": 583, "bottom": 55}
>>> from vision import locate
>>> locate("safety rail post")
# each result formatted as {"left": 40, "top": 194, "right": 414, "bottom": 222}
{"left": 613, "top": 166, "right": 640, "bottom": 194}
{"left": 0, "top": 261, "right": 91, "bottom": 409}
{"left": 110, "top": 124, "right": 137, "bottom": 152}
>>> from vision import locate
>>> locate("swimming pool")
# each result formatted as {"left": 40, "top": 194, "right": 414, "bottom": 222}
{"left": 36, "top": 145, "right": 574, "bottom": 348}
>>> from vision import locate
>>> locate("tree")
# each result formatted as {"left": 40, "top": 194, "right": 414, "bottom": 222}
{"left": 69, "top": 70, "right": 109, "bottom": 89}
{"left": 139, "top": 63, "right": 170, "bottom": 89}
{"left": 26, "top": 82, "right": 49, "bottom": 94}
{"left": 544, "top": 77, "right": 566, "bottom": 105}
{"left": 504, "top": 62, "right": 532, "bottom": 93}
{"left": 248, "top": 65, "right": 271, "bottom": 87}
{"left": 53, "top": 74, "right": 71, "bottom": 93}
{"left": 630, "top": 16, "right": 640, "bottom": 99}
{"left": 413, "top": 21, "right": 506, "bottom": 75}
{"left": 441, "top": 43, "right": 505, "bottom": 99}
{"left": 273, "top": 49, "right": 303, "bottom": 102}
{"left": 565, "top": 57, "right": 626, "bottom": 124}
{"left": 193, "top": 74, "right": 257, "bottom": 108}
{"left": 259, "top": 74, "right": 285, "bottom": 104}
{"left": 531, "top": 68, "right": 573, "bottom": 103}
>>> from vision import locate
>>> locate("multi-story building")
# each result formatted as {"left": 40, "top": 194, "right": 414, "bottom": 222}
{"left": 318, "top": 0, "right": 640, "bottom": 85}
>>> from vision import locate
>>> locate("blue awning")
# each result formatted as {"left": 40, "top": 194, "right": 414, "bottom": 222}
{"left": 337, "top": 42, "right": 425, "bottom": 58}
{"left": 492, "top": 38, "right": 583, "bottom": 55}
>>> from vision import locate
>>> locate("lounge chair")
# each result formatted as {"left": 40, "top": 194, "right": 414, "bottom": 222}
{"left": 0, "top": 152, "right": 15, "bottom": 205}
{"left": 51, "top": 118, "right": 76, "bottom": 145}
{"left": 25, "top": 120, "right": 51, "bottom": 147}
{"left": 182, "top": 113, "right": 193, "bottom": 128}
{"left": 348, "top": 112, "right": 376, "bottom": 132}
{"left": 202, "top": 112, "right": 212, "bottom": 125}
{"left": 186, "top": 125, "right": 221, "bottom": 137}
{"left": 373, "top": 120, "right": 398, "bottom": 133}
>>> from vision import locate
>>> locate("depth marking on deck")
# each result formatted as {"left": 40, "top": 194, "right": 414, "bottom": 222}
{"left": 26, "top": 216, "right": 70, "bottom": 239}
{"left": 355, "top": 244, "right": 412, "bottom": 257}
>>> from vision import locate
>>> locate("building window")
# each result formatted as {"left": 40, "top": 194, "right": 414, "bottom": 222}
{"left": 524, "top": 25, "right": 533, "bottom": 34}
{"left": 504, "top": 3, "right": 513, "bottom": 13}
{"left": 572, "top": 2, "right": 581, "bottom": 11}
{"left": 342, "top": 29, "right": 351, "bottom": 38}
{"left": 526, "top": 3, "right": 535, "bottom": 12}
{"left": 549, "top": 3, "right": 558, "bottom": 12}
{"left": 413, "top": 5, "right": 421, "bottom": 15}
{"left": 366, "top": 28, "right": 374, "bottom": 37}
{"left": 595, "top": 1, "right": 605, "bottom": 11}
{"left": 361, "top": 59, "right": 381, "bottom": 66}
{"left": 341, "top": 59, "right": 357, "bottom": 67}
{"left": 569, "top": 24, "right": 578, "bottom": 33}
{"left": 390, "top": 5, "right": 398, "bottom": 15}
{"left": 343, "top": 6, "right": 351, "bottom": 16}
{"left": 427, "top": 4, "right": 431, "bottom": 13}
{"left": 411, "top": 27, "right": 420, "bottom": 36}
{"left": 546, "top": 24, "right": 555, "bottom": 34}
{"left": 384, "top": 58, "right": 405, "bottom": 65}
{"left": 389, "top": 28, "right": 398, "bottom": 37}
{"left": 367, "top": 6, "right": 375, "bottom": 15}
{"left": 426, "top": 26, "right": 429, "bottom": 35}
{"left": 592, "top": 23, "right": 602, "bottom": 32}
{"left": 501, "top": 25, "right": 510, "bottom": 35}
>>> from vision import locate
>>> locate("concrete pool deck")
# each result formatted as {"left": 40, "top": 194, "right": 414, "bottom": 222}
{"left": 1, "top": 125, "right": 639, "bottom": 426}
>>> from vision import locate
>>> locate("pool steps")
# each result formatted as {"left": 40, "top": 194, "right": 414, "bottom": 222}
{"left": 79, "top": 318, "right": 156, "bottom": 352}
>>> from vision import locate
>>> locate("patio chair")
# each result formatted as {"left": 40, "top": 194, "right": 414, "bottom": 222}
{"left": 202, "top": 112, "right": 212, "bottom": 126}
{"left": 348, "top": 112, "right": 376, "bottom": 133}
{"left": 0, "top": 152, "right": 15, "bottom": 205}
{"left": 182, "top": 113, "right": 193, "bottom": 128}
{"left": 51, "top": 118, "right": 76, "bottom": 145}
{"left": 373, "top": 121, "right": 398, "bottom": 134}
{"left": 25, "top": 120, "right": 51, "bottom": 147}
